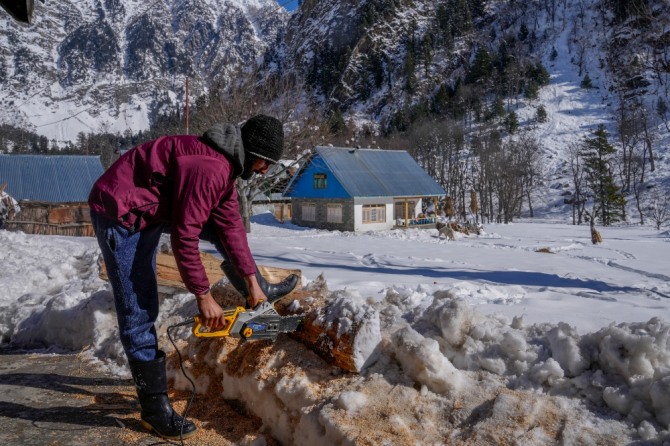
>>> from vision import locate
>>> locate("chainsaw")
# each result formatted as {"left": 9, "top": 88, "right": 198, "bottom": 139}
{"left": 191, "top": 300, "right": 304, "bottom": 340}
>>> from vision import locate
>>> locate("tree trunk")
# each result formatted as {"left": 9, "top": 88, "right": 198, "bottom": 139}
{"left": 237, "top": 178, "right": 251, "bottom": 233}
{"left": 526, "top": 190, "right": 534, "bottom": 218}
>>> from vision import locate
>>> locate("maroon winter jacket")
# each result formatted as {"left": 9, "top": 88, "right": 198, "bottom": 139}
{"left": 88, "top": 124, "right": 255, "bottom": 295}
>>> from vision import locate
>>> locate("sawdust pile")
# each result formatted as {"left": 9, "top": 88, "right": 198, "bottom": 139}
{"left": 167, "top": 335, "right": 626, "bottom": 445}
{"left": 160, "top": 279, "right": 635, "bottom": 445}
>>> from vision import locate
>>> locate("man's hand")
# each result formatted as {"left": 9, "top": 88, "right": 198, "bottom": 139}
{"left": 244, "top": 274, "right": 268, "bottom": 309}
{"left": 195, "top": 292, "right": 227, "bottom": 329}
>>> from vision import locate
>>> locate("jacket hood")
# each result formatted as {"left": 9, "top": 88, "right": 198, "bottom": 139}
{"left": 201, "top": 123, "right": 245, "bottom": 178}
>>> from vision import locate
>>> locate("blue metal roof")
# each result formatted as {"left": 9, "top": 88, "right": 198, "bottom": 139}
{"left": 285, "top": 147, "right": 445, "bottom": 198}
{"left": 0, "top": 154, "right": 104, "bottom": 202}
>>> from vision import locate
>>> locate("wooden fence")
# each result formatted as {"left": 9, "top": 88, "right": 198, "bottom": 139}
{"left": 5, "top": 201, "right": 94, "bottom": 237}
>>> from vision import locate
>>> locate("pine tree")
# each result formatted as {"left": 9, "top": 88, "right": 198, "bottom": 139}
{"left": 580, "top": 73, "right": 593, "bottom": 89}
{"left": 433, "top": 84, "right": 450, "bottom": 115}
{"left": 505, "top": 111, "right": 519, "bottom": 134}
{"left": 404, "top": 51, "right": 417, "bottom": 93}
{"left": 328, "top": 110, "right": 347, "bottom": 135}
{"left": 532, "top": 62, "right": 551, "bottom": 86}
{"left": 580, "top": 125, "right": 625, "bottom": 225}
{"left": 535, "top": 105, "right": 548, "bottom": 123}
{"left": 525, "top": 82, "right": 540, "bottom": 101}
{"left": 468, "top": 47, "right": 493, "bottom": 84}
{"left": 518, "top": 23, "right": 529, "bottom": 41}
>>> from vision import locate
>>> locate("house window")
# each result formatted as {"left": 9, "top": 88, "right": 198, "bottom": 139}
{"left": 327, "top": 204, "right": 343, "bottom": 223}
{"left": 394, "top": 201, "right": 416, "bottom": 219}
{"left": 314, "top": 173, "right": 327, "bottom": 189}
{"left": 302, "top": 203, "right": 316, "bottom": 221}
{"left": 362, "top": 204, "right": 386, "bottom": 223}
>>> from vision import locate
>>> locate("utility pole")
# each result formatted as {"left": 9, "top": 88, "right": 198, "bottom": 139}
{"left": 185, "top": 77, "right": 189, "bottom": 135}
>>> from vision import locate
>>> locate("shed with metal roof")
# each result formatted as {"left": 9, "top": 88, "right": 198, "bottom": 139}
{"left": 0, "top": 155, "right": 104, "bottom": 236}
{"left": 0, "top": 154, "right": 103, "bottom": 202}
{"left": 283, "top": 147, "right": 446, "bottom": 232}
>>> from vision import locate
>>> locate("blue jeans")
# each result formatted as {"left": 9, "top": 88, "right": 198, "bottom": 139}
{"left": 91, "top": 211, "right": 226, "bottom": 362}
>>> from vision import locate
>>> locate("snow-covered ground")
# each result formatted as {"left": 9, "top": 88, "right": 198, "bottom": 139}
{"left": 1, "top": 213, "right": 669, "bottom": 444}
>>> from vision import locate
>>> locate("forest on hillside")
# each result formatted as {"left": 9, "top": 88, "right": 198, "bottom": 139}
{"left": 1, "top": 0, "right": 668, "bottom": 228}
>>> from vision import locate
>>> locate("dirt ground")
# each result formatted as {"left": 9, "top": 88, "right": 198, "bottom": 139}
{"left": 0, "top": 349, "right": 273, "bottom": 446}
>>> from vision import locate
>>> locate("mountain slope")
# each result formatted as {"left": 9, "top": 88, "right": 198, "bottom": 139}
{"left": 1, "top": 0, "right": 669, "bottom": 223}
{"left": 0, "top": 0, "right": 286, "bottom": 145}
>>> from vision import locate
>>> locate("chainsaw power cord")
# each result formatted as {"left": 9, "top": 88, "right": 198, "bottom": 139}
{"left": 167, "top": 319, "right": 198, "bottom": 446}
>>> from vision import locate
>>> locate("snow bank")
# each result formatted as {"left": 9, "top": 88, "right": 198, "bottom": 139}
{"left": 178, "top": 286, "right": 653, "bottom": 444}
{"left": 377, "top": 285, "right": 670, "bottom": 433}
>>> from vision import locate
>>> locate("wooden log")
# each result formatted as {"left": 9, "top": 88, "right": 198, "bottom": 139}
{"left": 210, "top": 275, "right": 381, "bottom": 373}
{"left": 273, "top": 275, "right": 381, "bottom": 373}
{"left": 100, "top": 251, "right": 302, "bottom": 295}
{"left": 100, "top": 251, "right": 224, "bottom": 289}
{"left": 101, "top": 251, "right": 380, "bottom": 373}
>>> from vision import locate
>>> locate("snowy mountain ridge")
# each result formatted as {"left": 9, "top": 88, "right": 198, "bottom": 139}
{"left": 1, "top": 0, "right": 669, "bottom": 217}
{"left": 0, "top": 0, "right": 286, "bottom": 144}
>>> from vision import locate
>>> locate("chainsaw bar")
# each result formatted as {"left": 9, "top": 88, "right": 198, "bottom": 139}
{"left": 277, "top": 315, "right": 304, "bottom": 332}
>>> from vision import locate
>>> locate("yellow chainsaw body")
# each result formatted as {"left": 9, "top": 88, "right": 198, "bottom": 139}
{"left": 192, "top": 306, "right": 245, "bottom": 338}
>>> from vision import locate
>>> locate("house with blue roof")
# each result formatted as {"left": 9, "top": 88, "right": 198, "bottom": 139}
{"left": 0, "top": 154, "right": 104, "bottom": 236}
{"left": 283, "top": 147, "right": 446, "bottom": 232}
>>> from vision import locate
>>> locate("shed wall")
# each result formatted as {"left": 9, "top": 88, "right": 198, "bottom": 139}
{"left": 5, "top": 201, "right": 94, "bottom": 237}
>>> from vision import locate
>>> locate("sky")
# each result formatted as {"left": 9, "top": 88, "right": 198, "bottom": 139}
{"left": 1, "top": 215, "right": 669, "bottom": 444}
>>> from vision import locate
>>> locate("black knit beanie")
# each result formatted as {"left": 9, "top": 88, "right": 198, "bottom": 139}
{"left": 240, "top": 115, "right": 284, "bottom": 163}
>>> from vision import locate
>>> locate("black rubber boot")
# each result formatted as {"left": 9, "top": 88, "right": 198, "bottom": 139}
{"left": 220, "top": 261, "right": 299, "bottom": 304}
{"left": 129, "top": 351, "right": 197, "bottom": 440}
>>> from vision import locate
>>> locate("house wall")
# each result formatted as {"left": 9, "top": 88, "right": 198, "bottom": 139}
{"left": 354, "top": 197, "right": 394, "bottom": 232}
{"left": 287, "top": 155, "right": 349, "bottom": 198}
{"left": 291, "top": 198, "right": 355, "bottom": 231}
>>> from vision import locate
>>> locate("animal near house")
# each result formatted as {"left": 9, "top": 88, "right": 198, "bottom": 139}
{"left": 283, "top": 146, "right": 446, "bottom": 232}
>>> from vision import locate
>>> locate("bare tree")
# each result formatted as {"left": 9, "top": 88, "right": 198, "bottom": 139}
{"left": 489, "top": 138, "right": 528, "bottom": 223}
{"left": 614, "top": 95, "right": 642, "bottom": 193}
{"left": 516, "top": 134, "right": 544, "bottom": 217}
{"left": 568, "top": 142, "right": 587, "bottom": 225}
{"left": 471, "top": 129, "right": 502, "bottom": 224}
{"left": 629, "top": 153, "right": 648, "bottom": 225}
{"left": 639, "top": 105, "right": 656, "bottom": 172}
{"left": 646, "top": 187, "right": 670, "bottom": 230}
{"left": 407, "top": 119, "right": 469, "bottom": 217}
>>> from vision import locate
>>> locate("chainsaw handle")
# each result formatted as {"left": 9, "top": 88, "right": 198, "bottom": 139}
{"left": 192, "top": 306, "right": 244, "bottom": 338}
